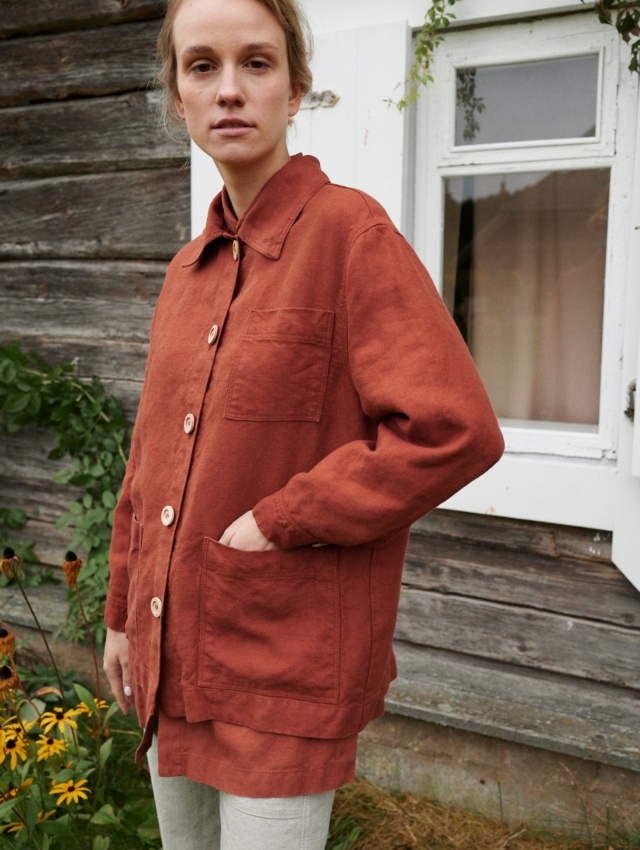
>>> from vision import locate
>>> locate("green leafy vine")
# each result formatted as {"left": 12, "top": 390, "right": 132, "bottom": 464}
{"left": 391, "top": 0, "right": 457, "bottom": 110}
{"left": 588, "top": 0, "right": 640, "bottom": 72}
{"left": 395, "top": 0, "right": 640, "bottom": 111}
{"left": 0, "top": 340, "right": 132, "bottom": 645}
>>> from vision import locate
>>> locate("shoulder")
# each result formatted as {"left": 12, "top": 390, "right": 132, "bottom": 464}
{"left": 307, "top": 181, "right": 398, "bottom": 237}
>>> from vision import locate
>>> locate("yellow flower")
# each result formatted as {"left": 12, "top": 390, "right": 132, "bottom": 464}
{"left": 0, "top": 778, "right": 33, "bottom": 801}
{"left": 50, "top": 778, "right": 91, "bottom": 806}
{"left": 76, "top": 697, "right": 110, "bottom": 715}
{"left": 40, "top": 706, "right": 80, "bottom": 735}
{"left": 36, "top": 734, "right": 67, "bottom": 761}
{"left": 3, "top": 810, "right": 52, "bottom": 833}
{"left": 0, "top": 727, "right": 29, "bottom": 770}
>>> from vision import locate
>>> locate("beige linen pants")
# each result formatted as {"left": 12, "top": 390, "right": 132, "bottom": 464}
{"left": 147, "top": 737, "right": 335, "bottom": 850}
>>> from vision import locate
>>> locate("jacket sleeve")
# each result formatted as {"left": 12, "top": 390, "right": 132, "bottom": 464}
{"left": 253, "top": 223, "right": 505, "bottom": 549}
{"left": 104, "top": 434, "right": 136, "bottom": 632}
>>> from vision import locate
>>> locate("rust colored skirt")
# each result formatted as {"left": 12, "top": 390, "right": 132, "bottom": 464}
{"left": 137, "top": 696, "right": 369, "bottom": 798}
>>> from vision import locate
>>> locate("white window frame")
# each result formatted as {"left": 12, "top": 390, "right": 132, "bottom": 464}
{"left": 412, "top": 12, "right": 637, "bottom": 531}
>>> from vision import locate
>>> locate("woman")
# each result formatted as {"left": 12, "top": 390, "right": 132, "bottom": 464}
{"left": 103, "top": 0, "right": 504, "bottom": 847}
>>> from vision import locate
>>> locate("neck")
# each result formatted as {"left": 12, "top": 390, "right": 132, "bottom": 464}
{"left": 217, "top": 153, "right": 291, "bottom": 220}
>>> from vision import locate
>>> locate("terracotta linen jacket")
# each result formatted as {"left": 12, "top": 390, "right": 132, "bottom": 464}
{"left": 105, "top": 154, "right": 504, "bottom": 742}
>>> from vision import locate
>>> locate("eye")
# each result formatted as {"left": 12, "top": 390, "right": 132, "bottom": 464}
{"left": 246, "top": 58, "right": 269, "bottom": 71}
{"left": 190, "top": 60, "right": 216, "bottom": 75}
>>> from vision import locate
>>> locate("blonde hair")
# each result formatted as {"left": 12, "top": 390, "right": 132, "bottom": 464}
{"left": 156, "top": 0, "right": 313, "bottom": 127}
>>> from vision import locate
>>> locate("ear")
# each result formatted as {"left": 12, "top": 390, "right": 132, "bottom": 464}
{"left": 288, "top": 82, "right": 304, "bottom": 119}
{"left": 174, "top": 94, "right": 186, "bottom": 121}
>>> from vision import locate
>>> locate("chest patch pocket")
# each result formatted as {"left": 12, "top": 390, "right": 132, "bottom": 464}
{"left": 224, "top": 308, "right": 334, "bottom": 422}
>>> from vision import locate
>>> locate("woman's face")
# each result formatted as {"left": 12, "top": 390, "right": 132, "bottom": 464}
{"left": 172, "top": 0, "right": 302, "bottom": 184}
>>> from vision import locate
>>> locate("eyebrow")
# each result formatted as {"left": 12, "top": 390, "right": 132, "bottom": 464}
{"left": 180, "top": 41, "right": 282, "bottom": 59}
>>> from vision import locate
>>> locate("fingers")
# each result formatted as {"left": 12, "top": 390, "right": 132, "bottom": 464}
{"left": 103, "top": 628, "right": 131, "bottom": 715}
{"left": 218, "top": 510, "right": 276, "bottom": 551}
{"left": 218, "top": 511, "right": 247, "bottom": 548}
{"left": 218, "top": 523, "right": 234, "bottom": 547}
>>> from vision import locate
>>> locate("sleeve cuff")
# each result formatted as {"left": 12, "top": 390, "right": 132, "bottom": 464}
{"left": 252, "top": 489, "right": 318, "bottom": 549}
{"left": 104, "top": 595, "right": 128, "bottom": 633}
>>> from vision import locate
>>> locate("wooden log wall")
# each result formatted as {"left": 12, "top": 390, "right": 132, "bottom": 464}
{"left": 390, "top": 509, "right": 640, "bottom": 772}
{"left": 0, "top": 0, "right": 190, "bottom": 567}
{"left": 401, "top": 513, "right": 638, "bottom": 689}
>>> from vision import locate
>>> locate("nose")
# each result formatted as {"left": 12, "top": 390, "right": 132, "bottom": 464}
{"left": 216, "top": 64, "right": 245, "bottom": 106}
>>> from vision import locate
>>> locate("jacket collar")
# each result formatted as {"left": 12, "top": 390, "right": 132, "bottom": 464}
{"left": 181, "top": 154, "right": 330, "bottom": 266}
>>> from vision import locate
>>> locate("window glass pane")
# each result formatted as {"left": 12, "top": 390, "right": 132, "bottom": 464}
{"left": 455, "top": 55, "right": 599, "bottom": 146}
{"left": 443, "top": 169, "right": 609, "bottom": 426}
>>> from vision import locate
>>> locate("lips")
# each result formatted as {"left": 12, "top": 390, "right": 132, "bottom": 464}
{"left": 213, "top": 119, "right": 253, "bottom": 130}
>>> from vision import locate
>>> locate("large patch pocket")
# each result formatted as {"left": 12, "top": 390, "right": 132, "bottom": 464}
{"left": 198, "top": 538, "right": 340, "bottom": 704}
{"left": 224, "top": 308, "right": 334, "bottom": 421}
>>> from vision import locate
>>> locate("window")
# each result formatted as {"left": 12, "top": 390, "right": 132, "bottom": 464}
{"left": 413, "top": 13, "right": 636, "bottom": 528}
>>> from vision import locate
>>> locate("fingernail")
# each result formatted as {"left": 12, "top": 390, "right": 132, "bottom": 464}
{"left": 124, "top": 686, "right": 132, "bottom": 697}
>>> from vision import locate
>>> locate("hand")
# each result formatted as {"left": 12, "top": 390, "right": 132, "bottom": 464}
{"left": 219, "top": 510, "right": 277, "bottom": 551}
{"left": 103, "top": 627, "right": 133, "bottom": 715}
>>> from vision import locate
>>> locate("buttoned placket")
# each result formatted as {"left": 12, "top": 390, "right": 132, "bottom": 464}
{"left": 144, "top": 236, "right": 243, "bottom": 714}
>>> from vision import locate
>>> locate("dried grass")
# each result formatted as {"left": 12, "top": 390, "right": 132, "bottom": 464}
{"left": 327, "top": 779, "right": 637, "bottom": 850}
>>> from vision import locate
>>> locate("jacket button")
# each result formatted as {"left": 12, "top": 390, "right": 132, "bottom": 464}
{"left": 184, "top": 413, "right": 196, "bottom": 434}
{"left": 232, "top": 239, "right": 239, "bottom": 261}
{"left": 207, "top": 324, "right": 219, "bottom": 345}
{"left": 150, "top": 597, "right": 162, "bottom": 618}
{"left": 161, "top": 505, "right": 175, "bottom": 526}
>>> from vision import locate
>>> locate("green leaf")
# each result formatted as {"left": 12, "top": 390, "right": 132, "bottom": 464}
{"left": 3, "top": 393, "right": 30, "bottom": 414}
{"left": 103, "top": 701, "right": 121, "bottom": 725}
{"left": 99, "top": 737, "right": 114, "bottom": 767}
{"left": 101, "top": 491, "right": 116, "bottom": 509}
{"left": 24, "top": 797, "right": 38, "bottom": 831}
{"left": 0, "top": 360, "right": 17, "bottom": 383}
{"left": 91, "top": 804, "right": 118, "bottom": 826}
{"left": 19, "top": 697, "right": 46, "bottom": 723}
{"left": 0, "top": 797, "right": 20, "bottom": 819}
{"left": 41, "top": 814, "right": 71, "bottom": 836}
{"left": 73, "top": 682, "right": 96, "bottom": 710}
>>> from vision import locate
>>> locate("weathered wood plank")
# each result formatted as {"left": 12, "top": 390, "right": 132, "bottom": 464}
{"left": 5, "top": 518, "right": 78, "bottom": 567}
{"left": 8, "top": 335, "right": 150, "bottom": 382}
{"left": 0, "top": 298, "right": 156, "bottom": 342}
{"left": 100, "top": 380, "right": 142, "bottom": 421}
{"left": 0, "top": 476, "right": 77, "bottom": 523}
{"left": 0, "top": 260, "right": 165, "bottom": 303}
{"left": 0, "top": 170, "right": 190, "bottom": 260}
{"left": 0, "top": 93, "right": 188, "bottom": 178}
{"left": 395, "top": 587, "right": 639, "bottom": 689}
{"left": 0, "top": 0, "right": 164, "bottom": 38}
{"left": 0, "top": 426, "right": 132, "bottom": 494}
{"left": 0, "top": 583, "right": 69, "bottom": 632}
{"left": 0, "top": 290, "right": 156, "bottom": 341}
{"left": 404, "top": 535, "right": 640, "bottom": 628}
{"left": 0, "top": 430, "right": 67, "bottom": 484}
{"left": 389, "top": 642, "right": 640, "bottom": 772}
{"left": 414, "top": 509, "right": 612, "bottom": 564}
{"left": 0, "top": 21, "right": 162, "bottom": 107}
